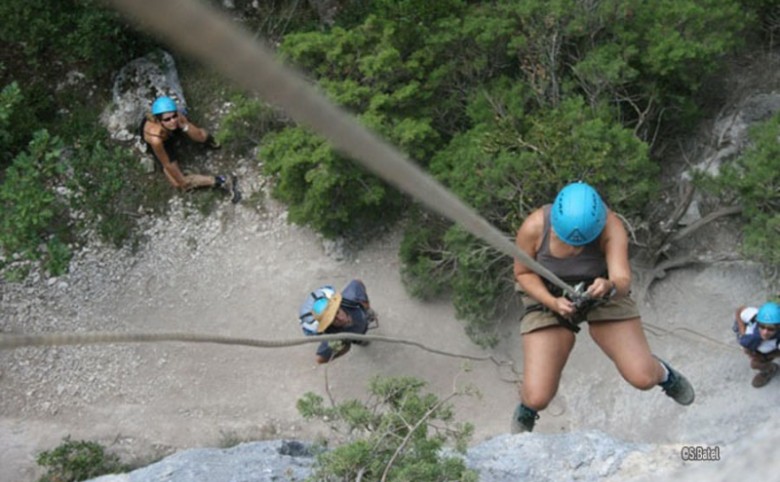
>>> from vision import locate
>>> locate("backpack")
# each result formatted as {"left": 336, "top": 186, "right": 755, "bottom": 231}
{"left": 733, "top": 307, "right": 759, "bottom": 341}
{"left": 298, "top": 285, "right": 336, "bottom": 335}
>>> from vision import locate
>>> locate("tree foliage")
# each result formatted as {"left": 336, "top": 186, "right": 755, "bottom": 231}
{"left": 297, "top": 375, "right": 477, "bottom": 481}
{"left": 37, "top": 436, "right": 127, "bottom": 482}
{"left": 698, "top": 113, "right": 780, "bottom": 266}
{"left": 0, "top": 0, "right": 153, "bottom": 76}
{"left": 0, "top": 130, "right": 69, "bottom": 273}
{"left": 262, "top": 0, "right": 497, "bottom": 236}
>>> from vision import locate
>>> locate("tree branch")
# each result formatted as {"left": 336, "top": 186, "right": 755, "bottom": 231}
{"left": 380, "top": 392, "right": 458, "bottom": 482}
{"left": 669, "top": 205, "right": 742, "bottom": 243}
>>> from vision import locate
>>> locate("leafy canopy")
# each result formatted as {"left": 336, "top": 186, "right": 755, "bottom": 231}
{"left": 697, "top": 113, "right": 780, "bottom": 265}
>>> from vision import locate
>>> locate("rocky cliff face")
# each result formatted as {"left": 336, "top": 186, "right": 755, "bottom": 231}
{"left": 88, "top": 418, "right": 780, "bottom": 481}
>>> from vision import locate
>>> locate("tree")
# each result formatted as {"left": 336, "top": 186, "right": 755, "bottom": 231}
{"left": 698, "top": 113, "right": 780, "bottom": 266}
{"left": 297, "top": 375, "right": 477, "bottom": 481}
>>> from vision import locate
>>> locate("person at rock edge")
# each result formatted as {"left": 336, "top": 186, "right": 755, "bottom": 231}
{"left": 511, "top": 181, "right": 695, "bottom": 433}
{"left": 141, "top": 95, "right": 241, "bottom": 203}
{"left": 298, "top": 279, "right": 378, "bottom": 364}
{"left": 734, "top": 301, "right": 780, "bottom": 388}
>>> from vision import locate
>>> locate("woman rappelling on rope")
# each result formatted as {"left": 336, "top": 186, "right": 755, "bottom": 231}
{"left": 511, "top": 182, "right": 695, "bottom": 433}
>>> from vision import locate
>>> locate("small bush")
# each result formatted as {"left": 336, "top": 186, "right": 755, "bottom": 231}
{"left": 68, "top": 139, "right": 146, "bottom": 248}
{"left": 0, "top": 129, "right": 70, "bottom": 273}
{"left": 297, "top": 375, "right": 478, "bottom": 481}
{"left": 696, "top": 112, "right": 780, "bottom": 266}
{"left": 217, "top": 93, "right": 286, "bottom": 154}
{"left": 36, "top": 437, "right": 127, "bottom": 482}
{"left": 0, "top": 0, "right": 154, "bottom": 77}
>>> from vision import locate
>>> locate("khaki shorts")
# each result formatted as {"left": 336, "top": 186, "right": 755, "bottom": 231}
{"left": 519, "top": 294, "right": 640, "bottom": 335}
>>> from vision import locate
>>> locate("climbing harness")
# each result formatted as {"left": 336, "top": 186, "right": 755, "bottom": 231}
{"left": 563, "top": 281, "right": 609, "bottom": 331}
{"left": 524, "top": 280, "right": 606, "bottom": 333}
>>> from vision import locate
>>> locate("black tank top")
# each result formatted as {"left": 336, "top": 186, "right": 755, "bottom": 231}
{"left": 141, "top": 117, "right": 181, "bottom": 170}
{"left": 536, "top": 205, "right": 607, "bottom": 284}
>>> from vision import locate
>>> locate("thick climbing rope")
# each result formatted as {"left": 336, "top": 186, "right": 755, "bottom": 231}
{"left": 0, "top": 331, "right": 492, "bottom": 362}
{"left": 643, "top": 322, "right": 741, "bottom": 353}
{"left": 0, "top": 331, "right": 521, "bottom": 382}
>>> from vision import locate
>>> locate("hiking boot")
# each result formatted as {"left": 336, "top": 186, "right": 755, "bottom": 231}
{"left": 230, "top": 175, "right": 242, "bottom": 203}
{"left": 657, "top": 357, "right": 695, "bottom": 406}
{"left": 220, "top": 175, "right": 241, "bottom": 204}
{"left": 205, "top": 134, "right": 221, "bottom": 150}
{"left": 365, "top": 308, "right": 379, "bottom": 329}
{"left": 510, "top": 403, "right": 539, "bottom": 434}
{"left": 752, "top": 362, "right": 778, "bottom": 388}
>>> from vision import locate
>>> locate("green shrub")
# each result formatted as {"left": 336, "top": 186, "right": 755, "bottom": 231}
{"left": 0, "top": 0, "right": 154, "bottom": 76}
{"left": 217, "top": 93, "right": 286, "bottom": 153}
{"left": 0, "top": 123, "right": 150, "bottom": 277}
{"left": 297, "top": 375, "right": 477, "bottom": 482}
{"left": 0, "top": 129, "right": 70, "bottom": 273}
{"left": 36, "top": 437, "right": 127, "bottom": 482}
{"left": 697, "top": 113, "right": 780, "bottom": 266}
{"left": 68, "top": 139, "right": 146, "bottom": 248}
{"left": 0, "top": 81, "right": 28, "bottom": 168}
{"left": 262, "top": 126, "right": 406, "bottom": 238}
{"left": 262, "top": 1, "right": 479, "bottom": 236}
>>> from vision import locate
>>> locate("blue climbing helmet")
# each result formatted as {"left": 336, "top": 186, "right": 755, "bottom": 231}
{"left": 298, "top": 286, "right": 336, "bottom": 335}
{"left": 151, "top": 96, "right": 177, "bottom": 116}
{"left": 312, "top": 298, "right": 330, "bottom": 318}
{"left": 551, "top": 182, "right": 607, "bottom": 246}
{"left": 756, "top": 302, "right": 780, "bottom": 325}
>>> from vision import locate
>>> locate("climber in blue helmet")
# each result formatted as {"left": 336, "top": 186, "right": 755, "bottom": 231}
{"left": 510, "top": 181, "right": 694, "bottom": 433}
{"left": 298, "top": 279, "right": 378, "bottom": 364}
{"left": 734, "top": 301, "right": 780, "bottom": 388}
{"left": 142, "top": 95, "right": 241, "bottom": 203}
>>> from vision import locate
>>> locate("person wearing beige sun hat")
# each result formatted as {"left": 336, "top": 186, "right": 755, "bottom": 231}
{"left": 297, "top": 279, "right": 378, "bottom": 364}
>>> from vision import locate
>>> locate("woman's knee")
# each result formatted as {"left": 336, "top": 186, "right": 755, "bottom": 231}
{"left": 622, "top": 371, "right": 659, "bottom": 390}
{"left": 521, "top": 381, "right": 558, "bottom": 410}
{"left": 619, "top": 358, "right": 662, "bottom": 390}
{"left": 521, "top": 392, "right": 554, "bottom": 411}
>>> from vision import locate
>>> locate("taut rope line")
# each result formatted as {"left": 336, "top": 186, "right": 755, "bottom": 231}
{"left": 105, "top": 0, "right": 578, "bottom": 299}
{"left": 0, "top": 331, "right": 519, "bottom": 378}
{"left": 643, "top": 322, "right": 740, "bottom": 353}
